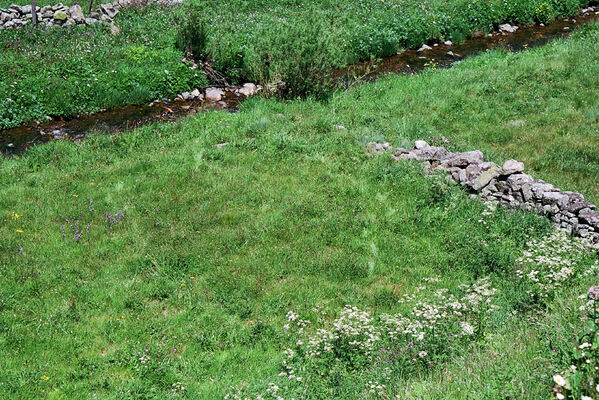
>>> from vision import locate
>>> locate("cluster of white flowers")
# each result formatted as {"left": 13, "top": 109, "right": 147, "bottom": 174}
{"left": 382, "top": 276, "right": 498, "bottom": 351}
{"left": 515, "top": 228, "right": 598, "bottom": 299}
{"left": 366, "top": 380, "right": 386, "bottom": 397}
{"left": 171, "top": 382, "right": 185, "bottom": 396}
{"left": 224, "top": 383, "right": 294, "bottom": 400}
{"left": 283, "top": 310, "right": 310, "bottom": 334}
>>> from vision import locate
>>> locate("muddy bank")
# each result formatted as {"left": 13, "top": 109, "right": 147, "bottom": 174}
{"left": 1, "top": 8, "right": 598, "bottom": 156}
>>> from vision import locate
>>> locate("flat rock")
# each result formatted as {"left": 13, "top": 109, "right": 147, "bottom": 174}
{"left": 579, "top": 209, "right": 599, "bottom": 227}
{"left": 506, "top": 173, "right": 533, "bottom": 191}
{"left": 462, "top": 162, "right": 501, "bottom": 190}
{"left": 442, "top": 150, "right": 484, "bottom": 167}
{"left": 414, "top": 140, "right": 429, "bottom": 149}
{"left": 100, "top": 3, "right": 118, "bottom": 18}
{"left": 417, "top": 44, "right": 432, "bottom": 52}
{"left": 239, "top": 83, "right": 259, "bottom": 97}
{"left": 501, "top": 159, "right": 524, "bottom": 175}
{"left": 412, "top": 146, "right": 448, "bottom": 161}
{"left": 190, "top": 88, "right": 201, "bottom": 98}
{"left": 499, "top": 23, "right": 518, "bottom": 33}
{"left": 205, "top": 87, "right": 225, "bottom": 102}
{"left": 540, "top": 191, "right": 570, "bottom": 208}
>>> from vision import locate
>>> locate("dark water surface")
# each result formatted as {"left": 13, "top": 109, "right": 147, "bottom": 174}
{"left": 1, "top": 9, "right": 597, "bottom": 156}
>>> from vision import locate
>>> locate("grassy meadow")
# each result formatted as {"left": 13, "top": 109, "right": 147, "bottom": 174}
{"left": 1, "top": 18, "right": 599, "bottom": 399}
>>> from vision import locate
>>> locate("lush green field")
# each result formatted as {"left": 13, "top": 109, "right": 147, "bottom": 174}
{"left": 0, "top": 5, "right": 205, "bottom": 130}
{"left": 2, "top": 20, "right": 599, "bottom": 399}
{"left": 0, "top": 0, "right": 593, "bottom": 129}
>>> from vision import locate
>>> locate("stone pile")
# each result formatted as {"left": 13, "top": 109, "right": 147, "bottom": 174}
{"left": 367, "top": 140, "right": 599, "bottom": 241}
{"left": 0, "top": 0, "right": 182, "bottom": 28}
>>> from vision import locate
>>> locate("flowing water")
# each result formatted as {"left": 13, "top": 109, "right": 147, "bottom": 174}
{"left": 1, "top": 9, "right": 597, "bottom": 156}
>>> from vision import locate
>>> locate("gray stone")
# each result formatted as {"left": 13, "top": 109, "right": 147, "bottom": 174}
{"left": 100, "top": 3, "right": 118, "bottom": 18}
{"left": 417, "top": 44, "right": 432, "bottom": 52}
{"left": 413, "top": 146, "right": 449, "bottom": 161}
{"left": 205, "top": 87, "right": 224, "bottom": 102}
{"left": 239, "top": 83, "right": 258, "bottom": 97}
{"left": 506, "top": 173, "right": 533, "bottom": 191}
{"left": 69, "top": 5, "right": 84, "bottom": 22}
{"left": 85, "top": 17, "right": 98, "bottom": 24}
{"left": 541, "top": 191, "right": 570, "bottom": 208}
{"left": 442, "top": 150, "right": 484, "bottom": 167}
{"left": 190, "top": 88, "right": 201, "bottom": 98}
{"left": 579, "top": 209, "right": 599, "bottom": 227}
{"left": 395, "top": 152, "right": 419, "bottom": 161}
{"left": 89, "top": 11, "right": 100, "bottom": 18}
{"left": 502, "top": 159, "right": 524, "bottom": 175}
{"left": 0, "top": 12, "right": 9, "bottom": 21}
{"left": 499, "top": 23, "right": 518, "bottom": 33}
{"left": 462, "top": 162, "right": 501, "bottom": 190}
{"left": 414, "top": 140, "right": 429, "bottom": 149}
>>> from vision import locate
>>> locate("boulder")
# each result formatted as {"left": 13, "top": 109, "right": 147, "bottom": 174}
{"left": 540, "top": 191, "right": 570, "bottom": 208}
{"left": 465, "top": 162, "right": 502, "bottom": 191}
{"left": 501, "top": 159, "right": 524, "bottom": 175}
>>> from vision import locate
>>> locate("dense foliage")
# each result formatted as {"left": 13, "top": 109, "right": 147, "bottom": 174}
{"left": 177, "top": 0, "right": 590, "bottom": 93}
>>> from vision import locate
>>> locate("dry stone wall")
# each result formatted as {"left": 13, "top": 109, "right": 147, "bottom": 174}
{"left": 0, "top": 0, "right": 181, "bottom": 28}
{"left": 367, "top": 140, "right": 599, "bottom": 242}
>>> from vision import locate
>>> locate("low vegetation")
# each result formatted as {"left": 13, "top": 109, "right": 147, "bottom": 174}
{"left": 1, "top": 19, "right": 599, "bottom": 398}
{"left": 0, "top": 4, "right": 205, "bottom": 129}
{"left": 0, "top": 0, "right": 594, "bottom": 128}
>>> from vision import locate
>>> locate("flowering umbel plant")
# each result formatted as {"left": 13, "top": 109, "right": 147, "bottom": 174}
{"left": 552, "top": 286, "right": 599, "bottom": 400}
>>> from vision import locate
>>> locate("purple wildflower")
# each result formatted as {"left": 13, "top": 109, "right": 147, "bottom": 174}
{"left": 589, "top": 286, "right": 599, "bottom": 300}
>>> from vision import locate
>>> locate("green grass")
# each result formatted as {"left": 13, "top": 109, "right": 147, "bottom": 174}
{"left": 1, "top": 0, "right": 593, "bottom": 128}
{"left": 1, "top": 17, "right": 599, "bottom": 400}
{"left": 0, "top": 4, "right": 205, "bottom": 129}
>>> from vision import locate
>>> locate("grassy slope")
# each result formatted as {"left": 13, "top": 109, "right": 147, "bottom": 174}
{"left": 1, "top": 21, "right": 599, "bottom": 399}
